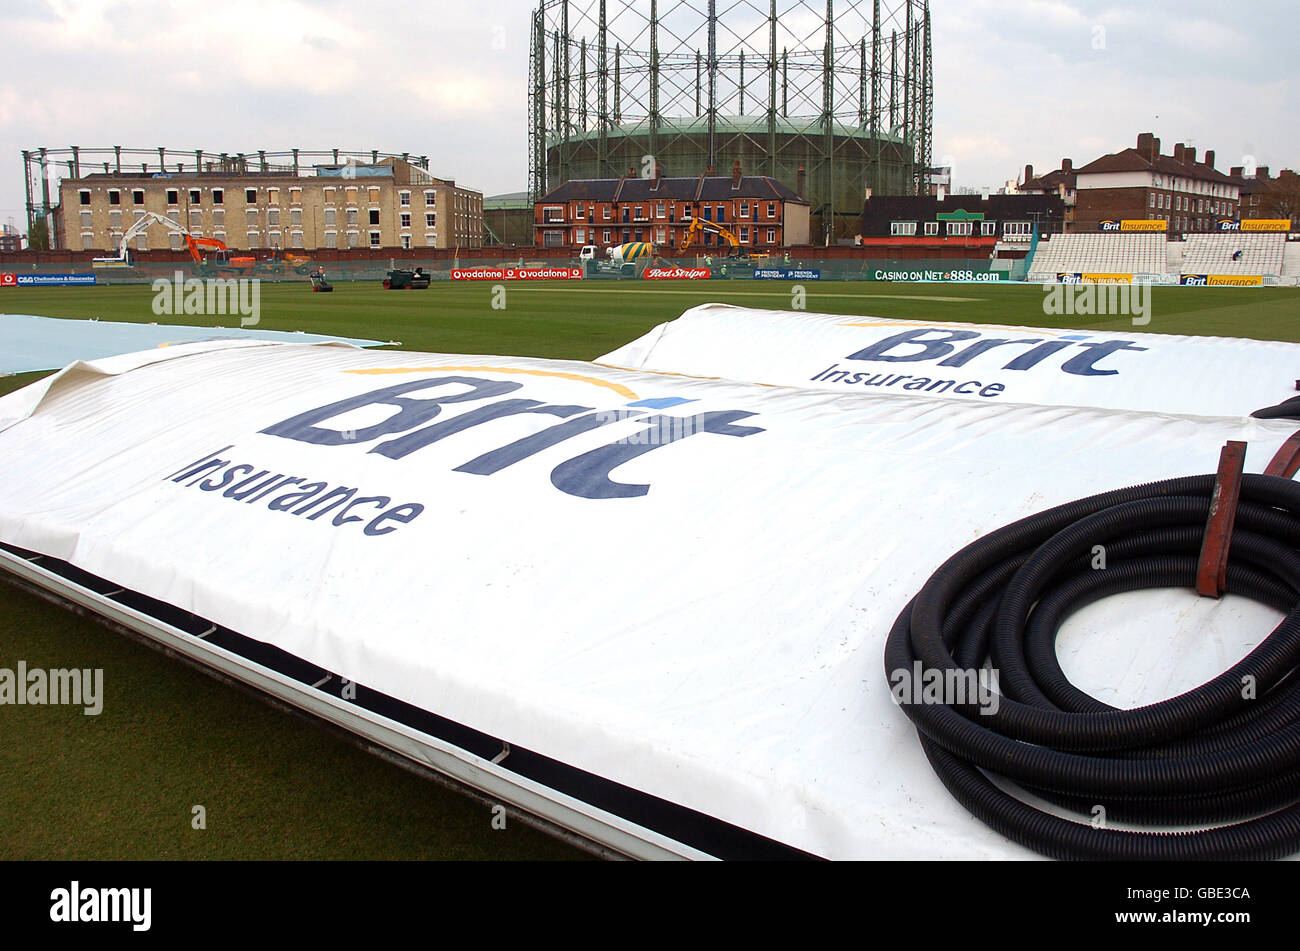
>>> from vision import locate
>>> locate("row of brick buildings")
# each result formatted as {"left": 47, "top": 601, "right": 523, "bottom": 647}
{"left": 533, "top": 163, "right": 810, "bottom": 250}
{"left": 850, "top": 132, "right": 1294, "bottom": 251}
{"left": 21, "top": 132, "right": 1295, "bottom": 254}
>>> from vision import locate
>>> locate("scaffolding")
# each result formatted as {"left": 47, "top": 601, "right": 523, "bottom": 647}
{"left": 528, "top": 0, "right": 933, "bottom": 242}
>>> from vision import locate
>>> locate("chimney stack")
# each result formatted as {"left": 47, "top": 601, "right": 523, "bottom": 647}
{"left": 1186, "top": 146, "right": 1197, "bottom": 163}
{"left": 1024, "top": 164, "right": 1034, "bottom": 183}
{"left": 796, "top": 163, "right": 806, "bottom": 197}
{"left": 732, "top": 159, "right": 742, "bottom": 190}
{"left": 1205, "top": 150, "right": 1216, "bottom": 170}
{"left": 1061, "top": 158, "right": 1072, "bottom": 173}
{"left": 1231, "top": 166, "right": 1244, "bottom": 178}
{"left": 1257, "top": 166, "right": 1271, "bottom": 180}
{"left": 1137, "top": 132, "right": 1155, "bottom": 160}
{"left": 1174, "top": 143, "right": 1186, "bottom": 163}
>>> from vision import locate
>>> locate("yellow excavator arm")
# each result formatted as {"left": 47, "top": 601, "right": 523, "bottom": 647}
{"left": 680, "top": 216, "right": 742, "bottom": 254}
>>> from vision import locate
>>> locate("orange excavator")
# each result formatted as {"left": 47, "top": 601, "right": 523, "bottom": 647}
{"left": 93, "top": 212, "right": 256, "bottom": 276}
{"left": 186, "top": 235, "right": 256, "bottom": 276}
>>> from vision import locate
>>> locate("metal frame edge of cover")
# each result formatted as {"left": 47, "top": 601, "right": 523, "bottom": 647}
{"left": 0, "top": 545, "right": 715, "bottom": 862}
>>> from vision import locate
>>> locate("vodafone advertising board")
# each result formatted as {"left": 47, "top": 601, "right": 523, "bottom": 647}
{"left": 1, "top": 273, "right": 16, "bottom": 287}
{"left": 450, "top": 267, "right": 584, "bottom": 281}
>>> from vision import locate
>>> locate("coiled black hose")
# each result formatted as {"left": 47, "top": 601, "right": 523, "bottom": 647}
{"left": 884, "top": 472, "right": 1300, "bottom": 859}
{"left": 1252, "top": 396, "right": 1300, "bottom": 420}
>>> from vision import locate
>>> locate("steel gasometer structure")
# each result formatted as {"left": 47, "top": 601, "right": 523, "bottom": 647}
{"left": 528, "top": 0, "right": 933, "bottom": 242}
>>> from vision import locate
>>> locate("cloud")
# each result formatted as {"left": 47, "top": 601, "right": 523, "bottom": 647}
{"left": 0, "top": 0, "right": 1295, "bottom": 226}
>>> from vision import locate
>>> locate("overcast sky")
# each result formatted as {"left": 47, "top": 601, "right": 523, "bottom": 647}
{"left": 0, "top": 0, "right": 1295, "bottom": 231}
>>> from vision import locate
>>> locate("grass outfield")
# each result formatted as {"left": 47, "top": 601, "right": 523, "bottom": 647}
{"left": 2, "top": 279, "right": 1299, "bottom": 860}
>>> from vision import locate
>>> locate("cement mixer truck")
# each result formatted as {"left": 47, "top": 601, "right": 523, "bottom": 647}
{"left": 580, "top": 241, "right": 655, "bottom": 275}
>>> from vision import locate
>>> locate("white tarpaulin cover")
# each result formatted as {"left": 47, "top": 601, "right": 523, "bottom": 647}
{"left": 600, "top": 303, "right": 1300, "bottom": 417}
{"left": 0, "top": 312, "right": 390, "bottom": 375}
{"left": 0, "top": 339, "right": 1296, "bottom": 858}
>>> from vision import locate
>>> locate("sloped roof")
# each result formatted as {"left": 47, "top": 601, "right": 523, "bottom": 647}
{"left": 540, "top": 175, "right": 806, "bottom": 204}
{"left": 1076, "top": 148, "right": 1234, "bottom": 185}
{"left": 1022, "top": 167, "right": 1076, "bottom": 192}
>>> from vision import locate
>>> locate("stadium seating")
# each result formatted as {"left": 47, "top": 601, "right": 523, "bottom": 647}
{"left": 1181, "top": 233, "right": 1286, "bottom": 277}
{"left": 1284, "top": 243, "right": 1300, "bottom": 283}
{"left": 1027, "top": 233, "right": 1167, "bottom": 282}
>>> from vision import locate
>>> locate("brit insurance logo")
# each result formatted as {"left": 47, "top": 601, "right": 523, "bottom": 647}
{"left": 808, "top": 320, "right": 1150, "bottom": 400}
{"left": 164, "top": 366, "right": 766, "bottom": 538}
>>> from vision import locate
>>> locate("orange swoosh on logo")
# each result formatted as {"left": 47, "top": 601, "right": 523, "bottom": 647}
{"left": 837, "top": 319, "right": 1069, "bottom": 338}
{"left": 345, "top": 365, "right": 640, "bottom": 400}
